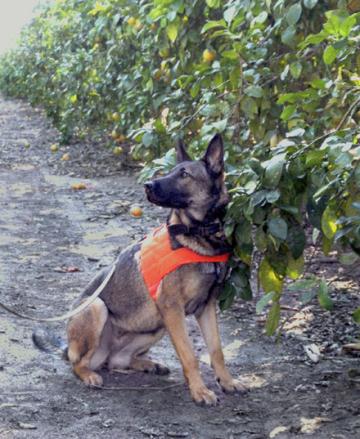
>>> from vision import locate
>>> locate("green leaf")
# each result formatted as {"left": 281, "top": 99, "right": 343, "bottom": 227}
{"left": 323, "top": 45, "right": 338, "bottom": 65}
{"left": 304, "top": 0, "right": 318, "bottom": 9}
{"left": 253, "top": 11, "right": 268, "bottom": 24}
{"left": 318, "top": 280, "right": 334, "bottom": 311}
{"left": 256, "top": 292, "right": 275, "bottom": 314}
{"left": 259, "top": 258, "right": 283, "bottom": 293}
{"left": 221, "top": 50, "right": 239, "bottom": 60}
{"left": 287, "top": 224, "right": 306, "bottom": 259}
{"left": 286, "top": 4, "right": 302, "bottom": 26}
{"left": 287, "top": 127, "right": 305, "bottom": 138}
{"left": 219, "top": 282, "right": 236, "bottom": 310}
{"left": 280, "top": 105, "right": 296, "bottom": 121}
{"left": 201, "top": 19, "right": 226, "bottom": 33}
{"left": 263, "top": 154, "right": 286, "bottom": 187}
{"left": 244, "top": 85, "right": 263, "bottom": 98}
{"left": 266, "top": 190, "right": 280, "bottom": 203}
{"left": 300, "top": 289, "right": 317, "bottom": 304}
{"left": 255, "top": 227, "right": 267, "bottom": 252}
{"left": 288, "top": 277, "right": 318, "bottom": 292}
{"left": 322, "top": 235, "right": 333, "bottom": 256}
{"left": 353, "top": 308, "right": 360, "bottom": 324}
{"left": 339, "top": 252, "right": 359, "bottom": 265}
{"left": 235, "top": 220, "right": 252, "bottom": 245}
{"left": 281, "top": 26, "right": 297, "bottom": 46}
{"left": 268, "top": 218, "right": 288, "bottom": 240}
{"left": 266, "top": 301, "right": 281, "bottom": 336}
{"left": 286, "top": 255, "right": 304, "bottom": 280}
{"left": 239, "top": 284, "right": 253, "bottom": 301}
{"left": 305, "top": 150, "right": 326, "bottom": 167}
{"left": 290, "top": 61, "right": 302, "bottom": 79}
{"left": 224, "top": 6, "right": 238, "bottom": 25}
{"left": 339, "top": 15, "right": 357, "bottom": 37}
{"left": 321, "top": 205, "right": 338, "bottom": 240}
{"left": 166, "top": 22, "right": 178, "bottom": 42}
{"left": 206, "top": 0, "right": 220, "bottom": 8}
{"left": 142, "top": 131, "right": 154, "bottom": 147}
{"left": 241, "top": 96, "right": 258, "bottom": 118}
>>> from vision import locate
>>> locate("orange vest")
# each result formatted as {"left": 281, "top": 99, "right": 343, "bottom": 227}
{"left": 140, "top": 224, "right": 230, "bottom": 300}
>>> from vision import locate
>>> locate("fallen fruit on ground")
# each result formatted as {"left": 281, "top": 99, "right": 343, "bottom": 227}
{"left": 61, "top": 153, "right": 70, "bottom": 161}
{"left": 113, "top": 146, "right": 123, "bottom": 156}
{"left": 50, "top": 144, "right": 59, "bottom": 152}
{"left": 71, "top": 182, "right": 87, "bottom": 190}
{"left": 130, "top": 205, "right": 143, "bottom": 217}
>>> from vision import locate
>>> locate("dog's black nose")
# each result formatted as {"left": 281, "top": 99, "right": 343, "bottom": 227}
{"left": 144, "top": 182, "right": 153, "bottom": 192}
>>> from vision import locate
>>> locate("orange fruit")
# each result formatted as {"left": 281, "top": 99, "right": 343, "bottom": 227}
{"left": 113, "top": 146, "right": 123, "bottom": 156}
{"left": 71, "top": 182, "right": 87, "bottom": 190}
{"left": 111, "top": 112, "right": 120, "bottom": 122}
{"left": 202, "top": 49, "right": 216, "bottom": 63}
{"left": 116, "top": 134, "right": 126, "bottom": 143}
{"left": 130, "top": 205, "right": 143, "bottom": 218}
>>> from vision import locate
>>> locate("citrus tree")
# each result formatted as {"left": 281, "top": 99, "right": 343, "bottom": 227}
{"left": 1, "top": 0, "right": 359, "bottom": 334}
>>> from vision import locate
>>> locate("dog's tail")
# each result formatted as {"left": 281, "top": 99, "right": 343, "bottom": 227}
{"left": 32, "top": 327, "right": 68, "bottom": 360}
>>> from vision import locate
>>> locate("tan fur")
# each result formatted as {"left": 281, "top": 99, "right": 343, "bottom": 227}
{"left": 66, "top": 134, "right": 245, "bottom": 405}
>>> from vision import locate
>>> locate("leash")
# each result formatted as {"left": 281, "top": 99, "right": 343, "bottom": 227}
{"left": 0, "top": 263, "right": 116, "bottom": 322}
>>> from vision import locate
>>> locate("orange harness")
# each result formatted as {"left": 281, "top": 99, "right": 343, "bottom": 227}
{"left": 140, "top": 224, "right": 230, "bottom": 300}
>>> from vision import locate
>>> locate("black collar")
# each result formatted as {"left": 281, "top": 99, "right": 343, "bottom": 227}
{"left": 168, "top": 222, "right": 221, "bottom": 238}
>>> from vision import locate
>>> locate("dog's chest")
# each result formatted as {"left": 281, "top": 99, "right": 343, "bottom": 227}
{"left": 181, "top": 262, "right": 227, "bottom": 315}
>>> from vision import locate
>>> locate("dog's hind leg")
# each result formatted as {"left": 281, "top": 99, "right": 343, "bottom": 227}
{"left": 108, "top": 329, "right": 169, "bottom": 375}
{"left": 67, "top": 297, "right": 110, "bottom": 386}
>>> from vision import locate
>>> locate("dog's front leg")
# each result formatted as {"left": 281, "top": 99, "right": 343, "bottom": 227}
{"left": 196, "top": 297, "right": 247, "bottom": 394}
{"left": 158, "top": 302, "right": 219, "bottom": 406}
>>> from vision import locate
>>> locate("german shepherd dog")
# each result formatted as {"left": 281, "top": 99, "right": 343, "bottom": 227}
{"left": 63, "top": 134, "right": 246, "bottom": 405}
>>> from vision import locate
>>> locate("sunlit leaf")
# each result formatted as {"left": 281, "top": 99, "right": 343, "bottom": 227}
{"left": 259, "top": 258, "right": 283, "bottom": 293}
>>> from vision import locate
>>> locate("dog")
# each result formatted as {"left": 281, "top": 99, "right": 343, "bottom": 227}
{"left": 51, "top": 134, "right": 246, "bottom": 405}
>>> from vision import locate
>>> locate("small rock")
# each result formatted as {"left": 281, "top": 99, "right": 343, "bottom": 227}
{"left": 303, "top": 344, "right": 322, "bottom": 363}
{"left": 102, "top": 418, "right": 115, "bottom": 428}
{"left": 18, "top": 422, "right": 37, "bottom": 430}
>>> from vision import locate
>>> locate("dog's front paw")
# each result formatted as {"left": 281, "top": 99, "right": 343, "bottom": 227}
{"left": 83, "top": 371, "right": 103, "bottom": 387}
{"left": 190, "top": 385, "right": 219, "bottom": 406}
{"left": 217, "top": 377, "right": 247, "bottom": 394}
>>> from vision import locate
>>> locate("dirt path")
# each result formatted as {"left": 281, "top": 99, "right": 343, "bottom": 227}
{"left": 0, "top": 96, "right": 359, "bottom": 439}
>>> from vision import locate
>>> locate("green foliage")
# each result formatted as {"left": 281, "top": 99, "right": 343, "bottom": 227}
{"left": 1, "top": 0, "right": 359, "bottom": 334}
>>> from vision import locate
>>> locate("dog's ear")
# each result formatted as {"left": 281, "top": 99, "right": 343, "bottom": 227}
{"left": 176, "top": 139, "right": 191, "bottom": 163}
{"left": 203, "top": 134, "right": 224, "bottom": 175}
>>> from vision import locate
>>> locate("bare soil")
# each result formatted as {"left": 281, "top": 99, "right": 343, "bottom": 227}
{"left": 0, "top": 96, "right": 360, "bottom": 439}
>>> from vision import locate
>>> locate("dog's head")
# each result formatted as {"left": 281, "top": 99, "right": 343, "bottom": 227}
{"left": 144, "top": 134, "right": 229, "bottom": 223}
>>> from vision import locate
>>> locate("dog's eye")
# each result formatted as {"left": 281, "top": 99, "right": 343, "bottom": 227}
{"left": 181, "top": 170, "right": 189, "bottom": 178}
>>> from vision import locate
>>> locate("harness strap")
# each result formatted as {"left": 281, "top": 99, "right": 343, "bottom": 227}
{"left": 140, "top": 224, "right": 230, "bottom": 300}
